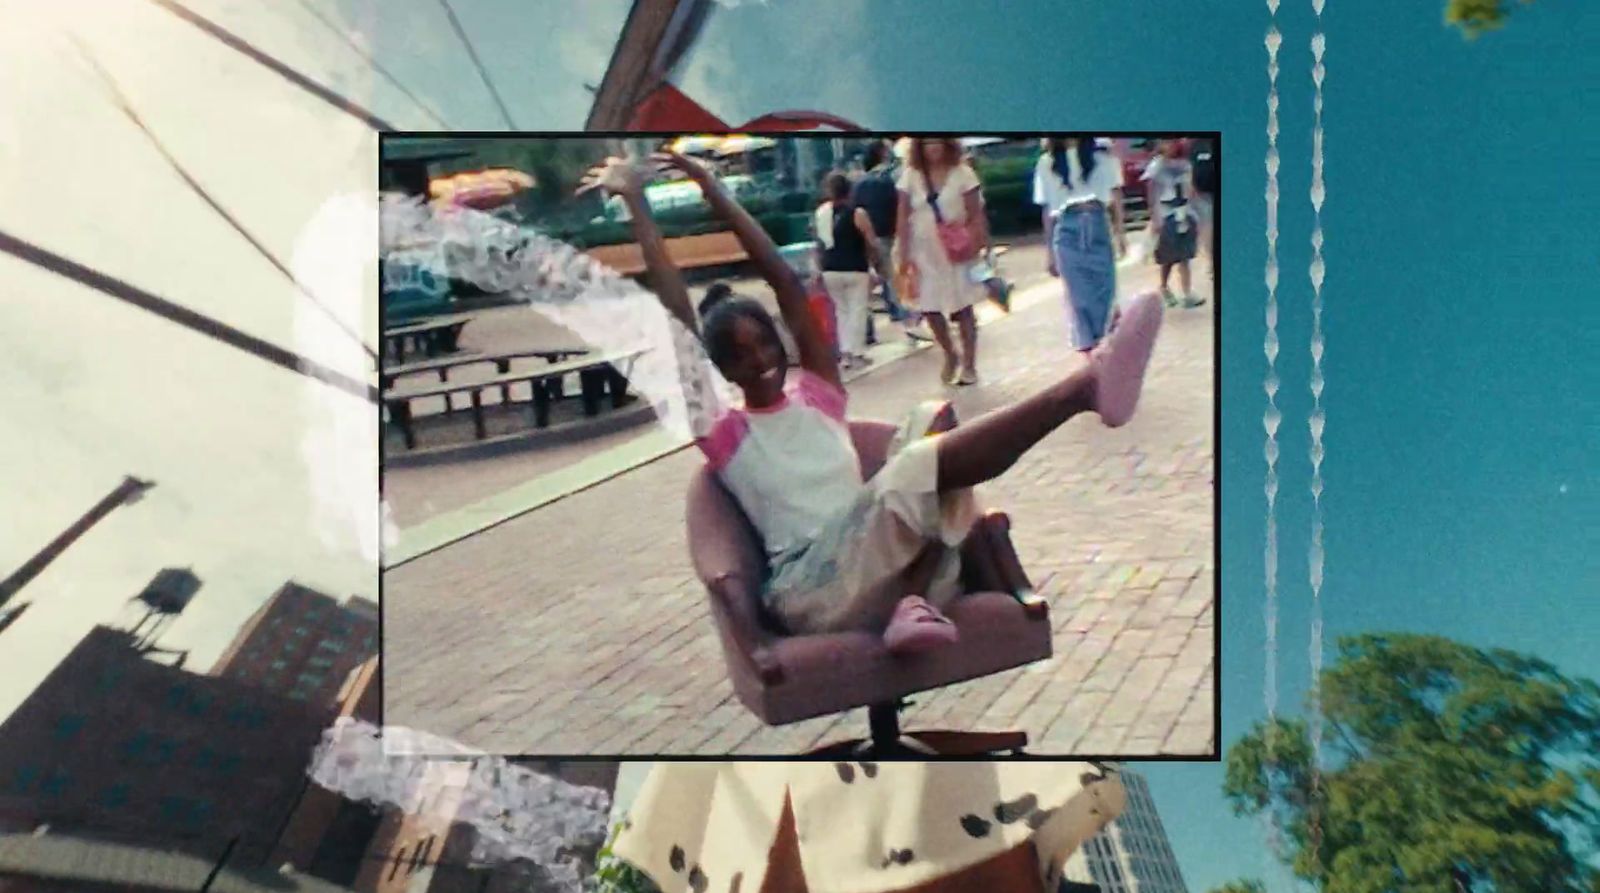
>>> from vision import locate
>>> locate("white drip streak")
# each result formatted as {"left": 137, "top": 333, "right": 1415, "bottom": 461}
{"left": 1263, "top": 2, "right": 1288, "bottom": 870}
{"left": 1308, "top": 0, "right": 1328, "bottom": 877}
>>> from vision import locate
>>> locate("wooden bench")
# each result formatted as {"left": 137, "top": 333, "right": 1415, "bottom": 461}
{"left": 379, "top": 347, "right": 591, "bottom": 391}
{"left": 382, "top": 312, "right": 475, "bottom": 362}
{"left": 584, "top": 230, "right": 749, "bottom": 277}
{"left": 383, "top": 348, "right": 649, "bottom": 449}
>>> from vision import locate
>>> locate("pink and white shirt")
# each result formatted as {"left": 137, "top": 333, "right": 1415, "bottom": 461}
{"left": 697, "top": 369, "right": 864, "bottom": 559}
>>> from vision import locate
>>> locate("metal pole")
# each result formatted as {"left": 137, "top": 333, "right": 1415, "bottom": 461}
{"left": 199, "top": 836, "right": 240, "bottom": 892}
{"left": 0, "top": 476, "right": 153, "bottom": 609}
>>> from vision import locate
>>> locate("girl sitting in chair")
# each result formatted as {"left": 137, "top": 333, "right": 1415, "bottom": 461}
{"left": 583, "top": 151, "right": 1163, "bottom": 656}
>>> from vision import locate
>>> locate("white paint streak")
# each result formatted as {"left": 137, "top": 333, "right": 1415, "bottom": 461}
{"left": 1307, "top": 5, "right": 1329, "bottom": 875}
{"left": 291, "top": 194, "right": 394, "bottom": 564}
{"left": 1263, "top": 9, "right": 1288, "bottom": 875}
{"left": 307, "top": 719, "right": 611, "bottom": 888}
{"left": 380, "top": 194, "right": 737, "bottom": 442}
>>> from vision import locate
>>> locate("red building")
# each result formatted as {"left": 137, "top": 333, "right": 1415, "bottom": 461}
{"left": 0, "top": 627, "right": 331, "bottom": 866}
{"left": 211, "top": 582, "right": 379, "bottom": 708}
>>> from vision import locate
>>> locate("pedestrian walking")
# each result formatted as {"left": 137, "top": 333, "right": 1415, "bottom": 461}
{"left": 851, "top": 139, "right": 930, "bottom": 343}
{"left": 581, "top": 151, "right": 1164, "bottom": 652}
{"left": 1037, "top": 137, "right": 1128, "bottom": 353}
{"left": 1144, "top": 139, "right": 1205, "bottom": 308}
{"left": 811, "top": 171, "right": 881, "bottom": 370}
{"left": 894, "top": 138, "right": 990, "bottom": 386}
{"left": 1190, "top": 136, "right": 1218, "bottom": 301}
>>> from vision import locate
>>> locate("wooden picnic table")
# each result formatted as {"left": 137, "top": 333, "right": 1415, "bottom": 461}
{"left": 383, "top": 348, "right": 649, "bottom": 449}
{"left": 382, "top": 312, "right": 475, "bottom": 362}
{"left": 379, "top": 346, "right": 591, "bottom": 391}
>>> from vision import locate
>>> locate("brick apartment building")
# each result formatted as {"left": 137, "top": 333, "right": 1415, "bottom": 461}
{"left": 211, "top": 582, "right": 379, "bottom": 708}
{"left": 0, "top": 627, "right": 331, "bottom": 867}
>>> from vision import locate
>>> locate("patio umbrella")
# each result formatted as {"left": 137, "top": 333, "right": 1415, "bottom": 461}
{"left": 429, "top": 167, "right": 535, "bottom": 211}
{"left": 611, "top": 761, "right": 1126, "bottom": 893}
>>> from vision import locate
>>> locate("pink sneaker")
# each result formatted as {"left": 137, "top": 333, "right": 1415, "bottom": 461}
{"left": 882, "top": 596, "right": 960, "bottom": 655}
{"left": 1092, "top": 291, "right": 1163, "bottom": 427}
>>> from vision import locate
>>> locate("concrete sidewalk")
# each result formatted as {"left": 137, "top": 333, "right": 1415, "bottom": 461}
{"left": 383, "top": 250, "right": 1216, "bottom": 756}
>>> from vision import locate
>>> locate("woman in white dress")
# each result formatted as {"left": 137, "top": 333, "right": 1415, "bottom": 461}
{"left": 893, "top": 138, "right": 989, "bottom": 386}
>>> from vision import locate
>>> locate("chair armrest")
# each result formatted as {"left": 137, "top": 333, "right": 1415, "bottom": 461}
{"left": 963, "top": 512, "right": 1049, "bottom": 620}
{"left": 707, "top": 574, "right": 785, "bottom": 686}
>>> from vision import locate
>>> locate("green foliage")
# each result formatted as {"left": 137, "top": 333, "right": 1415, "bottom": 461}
{"left": 590, "top": 819, "right": 661, "bottom": 893}
{"left": 1445, "top": 0, "right": 1537, "bottom": 38}
{"left": 973, "top": 150, "right": 1044, "bottom": 236}
{"left": 1208, "top": 880, "right": 1268, "bottom": 893}
{"left": 1225, "top": 633, "right": 1600, "bottom": 893}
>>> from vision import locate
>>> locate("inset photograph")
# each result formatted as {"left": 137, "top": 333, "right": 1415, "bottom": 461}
{"left": 380, "top": 134, "right": 1217, "bottom": 756}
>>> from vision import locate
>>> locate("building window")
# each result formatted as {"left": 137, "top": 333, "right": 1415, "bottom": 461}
{"left": 99, "top": 783, "right": 131, "bottom": 809}
{"left": 158, "top": 796, "right": 188, "bottom": 823}
{"left": 9, "top": 765, "right": 39, "bottom": 794}
{"left": 93, "top": 668, "right": 119, "bottom": 694}
{"left": 316, "top": 638, "right": 345, "bottom": 653}
{"left": 120, "top": 732, "right": 151, "bottom": 761}
{"left": 307, "top": 655, "right": 335, "bottom": 671}
{"left": 292, "top": 626, "right": 310, "bottom": 637}
{"left": 39, "top": 769, "right": 71, "bottom": 798}
{"left": 226, "top": 705, "right": 268, "bottom": 729}
{"left": 53, "top": 713, "right": 87, "bottom": 742}
{"left": 151, "top": 737, "right": 177, "bottom": 763}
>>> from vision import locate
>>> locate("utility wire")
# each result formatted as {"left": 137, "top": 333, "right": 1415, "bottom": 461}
{"left": 0, "top": 229, "right": 378, "bottom": 404}
{"left": 69, "top": 37, "right": 381, "bottom": 368}
{"left": 289, "top": 0, "right": 453, "bottom": 129}
{"left": 145, "top": 0, "right": 396, "bottom": 131}
{"left": 435, "top": 0, "right": 517, "bottom": 129}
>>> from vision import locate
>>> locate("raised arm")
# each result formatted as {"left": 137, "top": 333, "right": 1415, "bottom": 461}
{"left": 655, "top": 151, "right": 841, "bottom": 390}
{"left": 580, "top": 157, "right": 697, "bottom": 334}
{"left": 853, "top": 206, "right": 884, "bottom": 274}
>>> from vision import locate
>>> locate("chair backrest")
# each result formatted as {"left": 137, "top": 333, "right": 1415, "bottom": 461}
{"left": 685, "top": 419, "right": 898, "bottom": 590}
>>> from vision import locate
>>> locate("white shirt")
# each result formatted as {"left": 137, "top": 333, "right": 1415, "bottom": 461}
{"left": 1033, "top": 147, "right": 1124, "bottom": 213}
{"left": 897, "top": 162, "right": 981, "bottom": 227}
{"left": 698, "top": 370, "right": 864, "bottom": 559}
{"left": 1142, "top": 156, "right": 1195, "bottom": 220}
{"left": 813, "top": 202, "right": 836, "bottom": 249}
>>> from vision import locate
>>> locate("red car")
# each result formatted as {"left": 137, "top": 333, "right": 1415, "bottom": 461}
{"left": 1110, "top": 137, "right": 1158, "bottom": 223}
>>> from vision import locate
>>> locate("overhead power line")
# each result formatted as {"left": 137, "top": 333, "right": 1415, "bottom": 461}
{"left": 0, "top": 229, "right": 378, "bottom": 404}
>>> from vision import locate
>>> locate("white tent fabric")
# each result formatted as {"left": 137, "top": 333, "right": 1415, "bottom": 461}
{"left": 614, "top": 761, "right": 1126, "bottom": 893}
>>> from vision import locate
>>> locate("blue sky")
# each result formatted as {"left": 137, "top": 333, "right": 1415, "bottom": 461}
{"left": 11, "top": 0, "right": 1596, "bottom": 887}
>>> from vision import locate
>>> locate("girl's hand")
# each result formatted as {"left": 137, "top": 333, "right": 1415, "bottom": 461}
{"left": 1115, "top": 232, "right": 1129, "bottom": 258}
{"left": 1046, "top": 256, "right": 1059, "bottom": 278}
{"left": 576, "top": 157, "right": 643, "bottom": 197}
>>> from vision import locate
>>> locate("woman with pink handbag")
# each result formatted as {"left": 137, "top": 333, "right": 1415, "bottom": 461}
{"left": 892, "top": 138, "right": 989, "bottom": 386}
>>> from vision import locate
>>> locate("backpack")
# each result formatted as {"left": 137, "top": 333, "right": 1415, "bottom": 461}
{"left": 851, "top": 169, "right": 898, "bottom": 238}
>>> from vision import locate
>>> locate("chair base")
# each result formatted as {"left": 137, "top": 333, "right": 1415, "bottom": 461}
{"left": 804, "top": 701, "right": 1030, "bottom": 757}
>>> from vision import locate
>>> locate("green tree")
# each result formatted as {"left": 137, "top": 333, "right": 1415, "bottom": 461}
{"left": 590, "top": 818, "right": 661, "bottom": 893}
{"left": 1225, "top": 633, "right": 1600, "bottom": 893}
{"left": 1445, "top": 0, "right": 1538, "bottom": 38}
{"left": 1208, "top": 880, "right": 1268, "bottom": 893}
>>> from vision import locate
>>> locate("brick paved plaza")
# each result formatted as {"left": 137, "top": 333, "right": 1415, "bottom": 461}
{"left": 383, "top": 248, "right": 1216, "bottom": 756}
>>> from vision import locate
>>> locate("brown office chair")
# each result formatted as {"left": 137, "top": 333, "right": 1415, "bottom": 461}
{"left": 685, "top": 419, "right": 1053, "bottom": 756}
